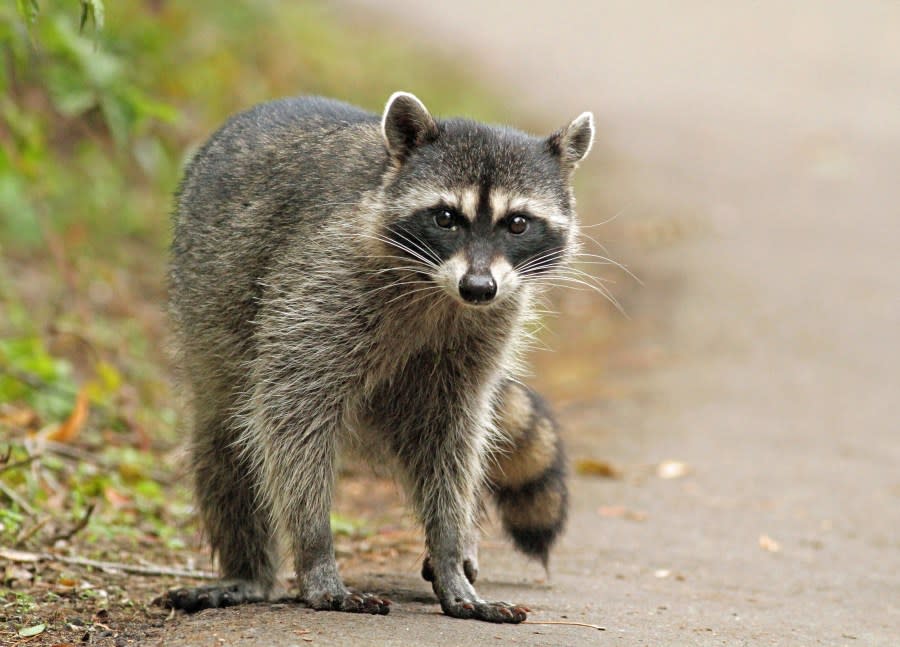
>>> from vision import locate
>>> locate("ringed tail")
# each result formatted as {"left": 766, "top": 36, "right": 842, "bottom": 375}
{"left": 488, "top": 380, "right": 568, "bottom": 570}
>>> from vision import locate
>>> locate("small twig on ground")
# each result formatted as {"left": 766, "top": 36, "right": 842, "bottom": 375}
{"left": 0, "top": 367, "right": 77, "bottom": 395}
{"left": 522, "top": 620, "right": 607, "bottom": 631}
{"left": 0, "top": 480, "right": 36, "bottom": 516}
{"left": 15, "top": 517, "right": 51, "bottom": 547}
{"left": 0, "top": 547, "right": 218, "bottom": 579}
{"left": 0, "top": 454, "right": 41, "bottom": 476}
{"left": 49, "top": 503, "right": 96, "bottom": 543}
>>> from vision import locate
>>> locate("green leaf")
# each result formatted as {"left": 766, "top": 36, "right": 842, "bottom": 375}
{"left": 15, "top": 0, "right": 39, "bottom": 24}
{"left": 18, "top": 623, "right": 46, "bottom": 637}
{"left": 0, "top": 336, "right": 77, "bottom": 420}
{"left": 330, "top": 513, "right": 368, "bottom": 537}
{"left": 79, "top": 0, "right": 104, "bottom": 33}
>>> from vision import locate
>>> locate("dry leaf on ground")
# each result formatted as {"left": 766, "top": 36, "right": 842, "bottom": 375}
{"left": 598, "top": 505, "right": 647, "bottom": 521}
{"left": 576, "top": 458, "right": 622, "bottom": 479}
{"left": 45, "top": 387, "right": 90, "bottom": 443}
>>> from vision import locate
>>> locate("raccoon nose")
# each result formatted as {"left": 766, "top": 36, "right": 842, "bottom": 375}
{"left": 458, "top": 273, "right": 497, "bottom": 304}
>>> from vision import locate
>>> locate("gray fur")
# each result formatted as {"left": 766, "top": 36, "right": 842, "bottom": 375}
{"left": 167, "top": 93, "right": 592, "bottom": 623}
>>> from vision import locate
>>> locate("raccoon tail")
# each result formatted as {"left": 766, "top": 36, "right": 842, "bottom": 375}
{"left": 488, "top": 380, "right": 568, "bottom": 569}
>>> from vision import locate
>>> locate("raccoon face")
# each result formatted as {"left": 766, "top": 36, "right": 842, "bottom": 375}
{"left": 378, "top": 92, "right": 594, "bottom": 307}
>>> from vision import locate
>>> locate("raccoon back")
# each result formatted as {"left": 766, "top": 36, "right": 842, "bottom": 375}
{"left": 169, "top": 97, "right": 387, "bottom": 359}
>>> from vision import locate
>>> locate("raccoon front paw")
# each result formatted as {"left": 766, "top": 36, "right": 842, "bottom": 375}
{"left": 156, "top": 581, "right": 267, "bottom": 613}
{"left": 304, "top": 590, "right": 391, "bottom": 615}
{"left": 421, "top": 556, "right": 478, "bottom": 584}
{"left": 440, "top": 597, "right": 528, "bottom": 624}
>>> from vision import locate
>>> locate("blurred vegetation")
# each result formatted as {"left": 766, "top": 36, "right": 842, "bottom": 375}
{"left": 0, "top": 0, "right": 502, "bottom": 562}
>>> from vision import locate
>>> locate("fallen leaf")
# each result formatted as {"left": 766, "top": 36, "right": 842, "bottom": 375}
{"left": 759, "top": 534, "right": 781, "bottom": 552}
{"left": 18, "top": 623, "right": 46, "bottom": 637}
{"left": 576, "top": 458, "right": 622, "bottom": 479}
{"left": 598, "top": 505, "right": 647, "bottom": 521}
{"left": 657, "top": 460, "right": 690, "bottom": 479}
{"left": 46, "top": 387, "right": 89, "bottom": 442}
{"left": 104, "top": 487, "right": 131, "bottom": 508}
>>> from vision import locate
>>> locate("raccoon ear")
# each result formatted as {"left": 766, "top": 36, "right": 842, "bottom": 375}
{"left": 382, "top": 91, "right": 439, "bottom": 163}
{"left": 546, "top": 112, "right": 595, "bottom": 169}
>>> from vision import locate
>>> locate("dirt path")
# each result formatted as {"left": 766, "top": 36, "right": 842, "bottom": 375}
{"left": 157, "top": 2, "right": 899, "bottom": 644}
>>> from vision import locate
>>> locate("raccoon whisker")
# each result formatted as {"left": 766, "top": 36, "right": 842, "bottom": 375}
{"left": 517, "top": 246, "right": 581, "bottom": 271}
{"left": 517, "top": 263, "right": 563, "bottom": 276}
{"left": 375, "top": 239, "right": 438, "bottom": 270}
{"left": 368, "top": 265, "right": 435, "bottom": 277}
{"left": 567, "top": 252, "right": 640, "bottom": 286}
{"left": 572, "top": 243, "right": 641, "bottom": 284}
{"left": 359, "top": 253, "right": 434, "bottom": 268}
{"left": 357, "top": 254, "right": 437, "bottom": 275}
{"left": 578, "top": 208, "right": 629, "bottom": 228}
{"left": 529, "top": 308, "right": 560, "bottom": 318}
{"left": 554, "top": 265, "right": 615, "bottom": 285}
{"left": 514, "top": 248, "right": 569, "bottom": 273}
{"left": 521, "top": 334, "right": 553, "bottom": 354}
{"left": 539, "top": 266, "right": 611, "bottom": 287}
{"left": 389, "top": 224, "right": 443, "bottom": 266}
{"left": 384, "top": 283, "right": 443, "bottom": 307}
{"left": 515, "top": 256, "right": 566, "bottom": 274}
{"left": 517, "top": 259, "right": 580, "bottom": 277}
{"left": 385, "top": 229, "right": 441, "bottom": 267}
{"left": 516, "top": 247, "right": 567, "bottom": 268}
{"left": 567, "top": 258, "right": 619, "bottom": 267}
{"left": 362, "top": 233, "right": 440, "bottom": 269}
{"left": 529, "top": 275, "right": 627, "bottom": 317}
{"left": 575, "top": 231, "right": 613, "bottom": 257}
{"left": 366, "top": 278, "right": 436, "bottom": 297}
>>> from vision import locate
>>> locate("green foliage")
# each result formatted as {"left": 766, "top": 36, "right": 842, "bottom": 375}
{"left": 0, "top": 0, "right": 501, "bottom": 564}
{"left": 0, "top": 1, "right": 504, "bottom": 257}
{"left": 79, "top": 0, "right": 105, "bottom": 33}
{"left": 1, "top": 0, "right": 178, "bottom": 252}
{"left": 330, "top": 512, "right": 371, "bottom": 538}
{"left": 15, "top": 0, "right": 39, "bottom": 24}
{"left": 0, "top": 335, "right": 76, "bottom": 419}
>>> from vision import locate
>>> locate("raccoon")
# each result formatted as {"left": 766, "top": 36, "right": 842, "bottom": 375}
{"left": 164, "top": 92, "right": 593, "bottom": 623}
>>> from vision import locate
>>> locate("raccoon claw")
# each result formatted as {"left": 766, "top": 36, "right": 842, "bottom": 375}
{"left": 156, "top": 581, "right": 266, "bottom": 613}
{"left": 304, "top": 591, "right": 391, "bottom": 615}
{"left": 422, "top": 556, "right": 478, "bottom": 584}
{"left": 440, "top": 598, "right": 527, "bottom": 624}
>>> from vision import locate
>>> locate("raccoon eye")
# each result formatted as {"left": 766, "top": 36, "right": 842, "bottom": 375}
{"left": 434, "top": 209, "right": 456, "bottom": 230}
{"left": 508, "top": 214, "right": 529, "bottom": 235}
